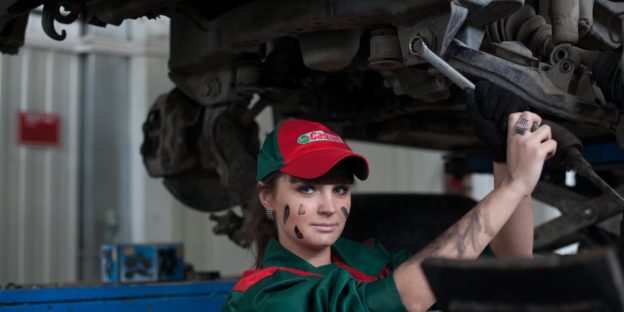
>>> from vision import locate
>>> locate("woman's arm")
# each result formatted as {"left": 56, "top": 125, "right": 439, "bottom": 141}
{"left": 489, "top": 162, "right": 534, "bottom": 258}
{"left": 392, "top": 112, "right": 556, "bottom": 312}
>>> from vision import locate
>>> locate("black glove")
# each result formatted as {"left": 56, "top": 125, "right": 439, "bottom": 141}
{"left": 465, "top": 81, "right": 529, "bottom": 162}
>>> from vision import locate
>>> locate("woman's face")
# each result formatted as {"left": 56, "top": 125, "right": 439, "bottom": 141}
{"left": 261, "top": 174, "right": 352, "bottom": 255}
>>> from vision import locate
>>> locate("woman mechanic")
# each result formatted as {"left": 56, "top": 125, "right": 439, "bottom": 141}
{"left": 222, "top": 82, "right": 557, "bottom": 312}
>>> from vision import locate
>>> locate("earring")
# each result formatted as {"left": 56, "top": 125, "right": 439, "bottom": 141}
{"left": 265, "top": 208, "right": 275, "bottom": 220}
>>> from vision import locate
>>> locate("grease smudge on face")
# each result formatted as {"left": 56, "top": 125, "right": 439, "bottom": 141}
{"left": 294, "top": 226, "right": 304, "bottom": 239}
{"left": 283, "top": 205, "right": 290, "bottom": 225}
{"left": 298, "top": 204, "right": 305, "bottom": 215}
{"left": 341, "top": 206, "right": 349, "bottom": 218}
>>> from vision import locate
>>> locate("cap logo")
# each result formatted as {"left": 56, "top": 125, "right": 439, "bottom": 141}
{"left": 297, "top": 130, "right": 344, "bottom": 144}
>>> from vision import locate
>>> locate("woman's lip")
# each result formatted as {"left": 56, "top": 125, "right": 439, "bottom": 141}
{"left": 311, "top": 223, "right": 339, "bottom": 232}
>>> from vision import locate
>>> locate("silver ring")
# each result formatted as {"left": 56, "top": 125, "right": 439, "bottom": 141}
{"left": 531, "top": 122, "right": 541, "bottom": 132}
{"left": 515, "top": 118, "right": 530, "bottom": 135}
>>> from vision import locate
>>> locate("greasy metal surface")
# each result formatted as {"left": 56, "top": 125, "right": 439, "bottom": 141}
{"left": 4, "top": 0, "right": 624, "bottom": 255}
{"left": 368, "top": 28, "right": 403, "bottom": 70}
{"left": 446, "top": 41, "right": 619, "bottom": 127}
{"left": 492, "top": 41, "right": 539, "bottom": 68}
{"left": 486, "top": 5, "right": 553, "bottom": 58}
{"left": 534, "top": 184, "right": 624, "bottom": 251}
{"left": 550, "top": 0, "right": 580, "bottom": 45}
{"left": 298, "top": 29, "right": 361, "bottom": 72}
{"left": 211, "top": 0, "right": 448, "bottom": 50}
{"left": 439, "top": 1, "right": 468, "bottom": 56}
{"left": 141, "top": 89, "right": 203, "bottom": 177}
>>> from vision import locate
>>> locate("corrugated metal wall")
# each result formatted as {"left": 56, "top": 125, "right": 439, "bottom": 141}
{"left": 0, "top": 45, "right": 80, "bottom": 284}
{"left": 0, "top": 14, "right": 174, "bottom": 284}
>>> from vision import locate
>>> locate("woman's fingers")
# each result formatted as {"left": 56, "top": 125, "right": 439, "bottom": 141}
{"left": 541, "top": 139, "right": 558, "bottom": 160}
{"left": 530, "top": 124, "right": 552, "bottom": 143}
{"left": 507, "top": 111, "right": 543, "bottom": 138}
{"left": 505, "top": 111, "right": 556, "bottom": 195}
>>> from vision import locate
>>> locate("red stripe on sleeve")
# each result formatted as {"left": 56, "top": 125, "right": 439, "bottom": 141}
{"left": 232, "top": 267, "right": 322, "bottom": 292}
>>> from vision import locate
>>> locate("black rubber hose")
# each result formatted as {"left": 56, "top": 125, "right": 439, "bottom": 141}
{"left": 592, "top": 48, "right": 624, "bottom": 107}
{"left": 543, "top": 120, "right": 624, "bottom": 203}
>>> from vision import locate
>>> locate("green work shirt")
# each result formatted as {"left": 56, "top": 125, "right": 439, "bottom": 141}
{"left": 222, "top": 237, "right": 411, "bottom": 312}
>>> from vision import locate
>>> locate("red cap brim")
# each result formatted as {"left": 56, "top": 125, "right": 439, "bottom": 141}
{"left": 280, "top": 148, "right": 369, "bottom": 180}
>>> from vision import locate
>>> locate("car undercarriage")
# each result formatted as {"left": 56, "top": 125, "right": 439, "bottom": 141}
{"left": 3, "top": 0, "right": 624, "bottom": 257}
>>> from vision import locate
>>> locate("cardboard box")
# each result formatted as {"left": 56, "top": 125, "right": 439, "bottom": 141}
{"left": 101, "top": 243, "right": 184, "bottom": 283}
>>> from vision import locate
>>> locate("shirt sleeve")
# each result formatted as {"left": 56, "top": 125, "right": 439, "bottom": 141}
{"left": 222, "top": 268, "right": 407, "bottom": 312}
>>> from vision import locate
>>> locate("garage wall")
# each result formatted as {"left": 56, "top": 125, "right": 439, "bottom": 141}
{"left": 0, "top": 14, "right": 174, "bottom": 284}
{"left": 0, "top": 24, "right": 81, "bottom": 284}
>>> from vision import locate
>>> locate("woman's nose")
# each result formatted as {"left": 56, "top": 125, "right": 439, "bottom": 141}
{"left": 318, "top": 192, "right": 337, "bottom": 215}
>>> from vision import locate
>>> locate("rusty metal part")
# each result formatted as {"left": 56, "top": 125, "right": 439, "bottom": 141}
{"left": 534, "top": 182, "right": 624, "bottom": 252}
{"left": 383, "top": 67, "right": 450, "bottom": 103}
{"left": 140, "top": 87, "right": 263, "bottom": 247}
{"left": 141, "top": 88, "right": 203, "bottom": 177}
{"left": 439, "top": 1, "right": 468, "bottom": 56}
{"left": 446, "top": 40, "right": 617, "bottom": 127}
{"left": 210, "top": 0, "right": 449, "bottom": 50}
{"left": 579, "top": 0, "right": 595, "bottom": 38}
{"left": 550, "top": 0, "right": 580, "bottom": 45}
{"left": 486, "top": 5, "right": 553, "bottom": 58}
{"left": 170, "top": 0, "right": 451, "bottom": 73}
{"left": 298, "top": 29, "right": 361, "bottom": 72}
{"left": 416, "top": 40, "right": 624, "bottom": 224}
{"left": 550, "top": 43, "right": 600, "bottom": 67}
{"left": 198, "top": 102, "right": 260, "bottom": 247}
{"left": 592, "top": 48, "right": 624, "bottom": 108}
{"left": 368, "top": 27, "right": 403, "bottom": 70}
{"left": 169, "top": 67, "right": 234, "bottom": 106}
{"left": 492, "top": 41, "right": 539, "bottom": 68}
{"left": 384, "top": 69, "right": 448, "bottom": 102}
{"left": 234, "top": 61, "right": 262, "bottom": 95}
{"left": 140, "top": 89, "right": 236, "bottom": 214}
{"left": 467, "top": 0, "right": 525, "bottom": 27}
{"left": 209, "top": 210, "right": 245, "bottom": 244}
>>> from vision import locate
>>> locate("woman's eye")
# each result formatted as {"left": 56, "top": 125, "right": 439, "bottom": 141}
{"left": 334, "top": 186, "right": 350, "bottom": 195}
{"left": 297, "top": 185, "right": 315, "bottom": 194}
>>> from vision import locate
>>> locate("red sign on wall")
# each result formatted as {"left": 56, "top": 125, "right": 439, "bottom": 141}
{"left": 18, "top": 111, "right": 61, "bottom": 147}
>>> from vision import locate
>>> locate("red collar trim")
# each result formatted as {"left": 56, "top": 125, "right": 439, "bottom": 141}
{"left": 234, "top": 252, "right": 391, "bottom": 292}
{"left": 330, "top": 254, "right": 389, "bottom": 282}
{"left": 232, "top": 267, "right": 322, "bottom": 292}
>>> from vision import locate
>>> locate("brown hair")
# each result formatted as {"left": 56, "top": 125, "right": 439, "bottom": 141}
{"left": 251, "top": 160, "right": 356, "bottom": 269}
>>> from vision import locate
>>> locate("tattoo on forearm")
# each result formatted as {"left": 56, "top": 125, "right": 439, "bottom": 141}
{"left": 505, "top": 173, "right": 514, "bottom": 185}
{"left": 411, "top": 197, "right": 496, "bottom": 262}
